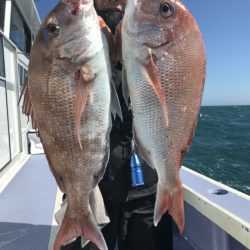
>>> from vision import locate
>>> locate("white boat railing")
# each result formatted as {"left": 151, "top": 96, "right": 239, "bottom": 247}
{"left": 182, "top": 166, "right": 250, "bottom": 249}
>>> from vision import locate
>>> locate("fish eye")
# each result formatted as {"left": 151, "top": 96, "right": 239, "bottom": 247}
{"left": 160, "top": 3, "right": 174, "bottom": 18}
{"left": 47, "top": 24, "right": 60, "bottom": 36}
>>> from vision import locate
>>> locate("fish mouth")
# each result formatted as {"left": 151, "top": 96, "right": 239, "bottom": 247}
{"left": 61, "top": 0, "right": 93, "bottom": 16}
{"left": 101, "top": 7, "right": 124, "bottom": 13}
{"left": 143, "top": 40, "right": 170, "bottom": 49}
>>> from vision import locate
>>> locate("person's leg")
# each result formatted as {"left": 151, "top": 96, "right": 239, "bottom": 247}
{"left": 119, "top": 213, "right": 155, "bottom": 250}
{"left": 60, "top": 237, "right": 82, "bottom": 250}
{"left": 102, "top": 202, "right": 122, "bottom": 249}
{"left": 118, "top": 195, "right": 173, "bottom": 250}
{"left": 154, "top": 212, "right": 173, "bottom": 250}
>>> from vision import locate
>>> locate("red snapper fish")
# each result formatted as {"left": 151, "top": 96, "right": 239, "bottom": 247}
{"left": 21, "top": 0, "right": 121, "bottom": 249}
{"left": 121, "top": 0, "right": 206, "bottom": 232}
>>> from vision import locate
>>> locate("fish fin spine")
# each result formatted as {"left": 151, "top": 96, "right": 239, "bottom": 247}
{"left": 19, "top": 77, "right": 38, "bottom": 130}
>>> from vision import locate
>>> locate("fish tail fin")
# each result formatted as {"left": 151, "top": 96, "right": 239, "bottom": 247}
{"left": 54, "top": 207, "right": 107, "bottom": 250}
{"left": 154, "top": 181, "right": 185, "bottom": 233}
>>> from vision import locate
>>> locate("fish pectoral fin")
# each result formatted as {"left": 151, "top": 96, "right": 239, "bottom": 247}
{"left": 75, "top": 66, "right": 95, "bottom": 149}
{"left": 143, "top": 51, "right": 169, "bottom": 127}
{"left": 110, "top": 80, "right": 123, "bottom": 122}
{"left": 54, "top": 206, "right": 107, "bottom": 250}
{"left": 133, "top": 126, "right": 154, "bottom": 168}
{"left": 122, "top": 67, "right": 130, "bottom": 108}
{"left": 19, "top": 77, "right": 38, "bottom": 130}
{"left": 154, "top": 180, "right": 185, "bottom": 234}
{"left": 79, "top": 65, "right": 96, "bottom": 82}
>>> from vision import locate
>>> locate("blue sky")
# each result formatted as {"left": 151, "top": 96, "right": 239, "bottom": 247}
{"left": 35, "top": 0, "right": 250, "bottom": 106}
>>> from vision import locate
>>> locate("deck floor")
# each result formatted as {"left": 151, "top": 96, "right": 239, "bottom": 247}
{"left": 0, "top": 155, "right": 57, "bottom": 250}
{"left": 0, "top": 155, "right": 192, "bottom": 250}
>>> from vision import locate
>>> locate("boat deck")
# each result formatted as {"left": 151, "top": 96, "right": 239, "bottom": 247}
{"left": 0, "top": 155, "right": 57, "bottom": 249}
{"left": 0, "top": 155, "right": 192, "bottom": 250}
{"left": 0, "top": 155, "right": 249, "bottom": 250}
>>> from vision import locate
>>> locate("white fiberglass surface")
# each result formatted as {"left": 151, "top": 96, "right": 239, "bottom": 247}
{"left": 0, "top": 80, "right": 10, "bottom": 170}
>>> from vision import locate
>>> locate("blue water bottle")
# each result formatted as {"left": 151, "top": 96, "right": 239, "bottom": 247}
{"left": 130, "top": 152, "right": 144, "bottom": 187}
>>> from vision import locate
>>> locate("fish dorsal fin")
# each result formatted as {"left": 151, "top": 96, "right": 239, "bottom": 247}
{"left": 19, "top": 77, "right": 38, "bottom": 130}
{"left": 110, "top": 80, "right": 123, "bottom": 122}
{"left": 75, "top": 65, "right": 95, "bottom": 149}
{"left": 122, "top": 67, "right": 130, "bottom": 108}
{"left": 18, "top": 77, "right": 28, "bottom": 106}
{"left": 144, "top": 51, "right": 169, "bottom": 128}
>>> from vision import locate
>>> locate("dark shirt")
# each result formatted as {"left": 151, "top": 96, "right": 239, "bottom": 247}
{"left": 99, "top": 63, "right": 158, "bottom": 204}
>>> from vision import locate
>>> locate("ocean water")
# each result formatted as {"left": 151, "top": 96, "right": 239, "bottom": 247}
{"left": 184, "top": 105, "right": 250, "bottom": 195}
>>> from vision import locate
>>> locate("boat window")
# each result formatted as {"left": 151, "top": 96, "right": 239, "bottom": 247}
{"left": 10, "top": 3, "right": 32, "bottom": 55}
{"left": 0, "top": 36, "right": 5, "bottom": 77}
{"left": 0, "top": 0, "right": 5, "bottom": 31}
{"left": 18, "top": 64, "right": 27, "bottom": 92}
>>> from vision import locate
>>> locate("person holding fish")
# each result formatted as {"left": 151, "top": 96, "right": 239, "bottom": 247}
{"left": 83, "top": 1, "right": 175, "bottom": 250}
{"left": 86, "top": 0, "right": 206, "bottom": 247}
{"left": 22, "top": 0, "right": 205, "bottom": 249}
{"left": 58, "top": 0, "right": 174, "bottom": 250}
{"left": 58, "top": 0, "right": 205, "bottom": 249}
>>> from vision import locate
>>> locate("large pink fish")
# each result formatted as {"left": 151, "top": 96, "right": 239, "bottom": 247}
{"left": 121, "top": 0, "right": 206, "bottom": 232}
{"left": 21, "top": 0, "right": 121, "bottom": 249}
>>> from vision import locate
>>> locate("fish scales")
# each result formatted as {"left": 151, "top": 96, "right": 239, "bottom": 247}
{"left": 21, "top": 1, "right": 119, "bottom": 249}
{"left": 33, "top": 60, "right": 110, "bottom": 192}
{"left": 121, "top": 0, "right": 206, "bottom": 233}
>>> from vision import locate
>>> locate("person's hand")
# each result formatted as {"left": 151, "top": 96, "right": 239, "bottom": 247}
{"left": 99, "top": 16, "right": 116, "bottom": 60}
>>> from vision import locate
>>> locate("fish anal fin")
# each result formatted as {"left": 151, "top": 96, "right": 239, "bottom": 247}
{"left": 110, "top": 80, "right": 123, "bottom": 122}
{"left": 144, "top": 52, "right": 169, "bottom": 127}
{"left": 154, "top": 180, "right": 184, "bottom": 234}
{"left": 75, "top": 66, "right": 95, "bottom": 149}
{"left": 133, "top": 126, "right": 154, "bottom": 168}
{"left": 54, "top": 207, "right": 107, "bottom": 250}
